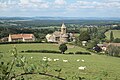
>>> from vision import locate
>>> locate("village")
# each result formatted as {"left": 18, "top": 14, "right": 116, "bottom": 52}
{"left": 0, "top": 20, "right": 120, "bottom": 80}
{"left": 0, "top": 22, "right": 120, "bottom": 56}
{"left": 0, "top": 0, "right": 120, "bottom": 79}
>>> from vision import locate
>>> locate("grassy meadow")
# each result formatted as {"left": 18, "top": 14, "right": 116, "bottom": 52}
{"left": 105, "top": 30, "right": 120, "bottom": 40}
{"left": 0, "top": 43, "right": 120, "bottom": 80}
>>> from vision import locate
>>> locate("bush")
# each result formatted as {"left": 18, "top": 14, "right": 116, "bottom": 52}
{"left": 79, "top": 31, "right": 90, "bottom": 41}
{"left": 21, "top": 50, "right": 61, "bottom": 54}
{"left": 75, "top": 51, "right": 91, "bottom": 55}
{"left": 107, "top": 45, "right": 120, "bottom": 57}
{"left": 113, "top": 38, "right": 120, "bottom": 43}
{"left": 59, "top": 44, "right": 68, "bottom": 54}
{"left": 68, "top": 52, "right": 74, "bottom": 54}
{"left": 0, "top": 41, "right": 42, "bottom": 44}
{"left": 0, "top": 41, "right": 58, "bottom": 44}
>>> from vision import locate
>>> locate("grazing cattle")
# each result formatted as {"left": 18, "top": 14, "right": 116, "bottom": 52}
{"left": 31, "top": 57, "right": 33, "bottom": 59}
{"left": 78, "top": 66, "right": 86, "bottom": 70}
{"left": 63, "top": 60, "right": 68, "bottom": 62}
{"left": 81, "top": 59, "right": 85, "bottom": 62}
{"left": 48, "top": 58, "right": 52, "bottom": 61}
{"left": 54, "top": 58, "right": 59, "bottom": 61}
{"left": 77, "top": 59, "right": 80, "bottom": 62}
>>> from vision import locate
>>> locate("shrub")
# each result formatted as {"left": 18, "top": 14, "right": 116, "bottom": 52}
{"left": 0, "top": 47, "right": 66, "bottom": 80}
{"left": 21, "top": 50, "right": 61, "bottom": 54}
{"left": 0, "top": 41, "right": 42, "bottom": 44}
{"left": 107, "top": 45, "right": 120, "bottom": 57}
{"left": 75, "top": 51, "right": 91, "bottom": 55}
{"left": 79, "top": 31, "right": 90, "bottom": 41}
{"left": 68, "top": 52, "right": 74, "bottom": 54}
{"left": 113, "top": 38, "right": 120, "bottom": 43}
{"left": 59, "top": 44, "right": 68, "bottom": 54}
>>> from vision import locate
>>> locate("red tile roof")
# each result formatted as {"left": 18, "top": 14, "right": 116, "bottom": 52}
{"left": 10, "top": 34, "right": 34, "bottom": 39}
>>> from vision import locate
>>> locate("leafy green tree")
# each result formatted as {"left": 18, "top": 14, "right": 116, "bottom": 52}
{"left": 110, "top": 31, "right": 114, "bottom": 42}
{"left": 59, "top": 44, "right": 68, "bottom": 54}
{"left": 79, "top": 31, "right": 90, "bottom": 41}
{"left": 107, "top": 45, "right": 120, "bottom": 57}
{"left": 0, "top": 47, "right": 66, "bottom": 80}
{"left": 113, "top": 38, "right": 120, "bottom": 43}
{"left": 86, "top": 40, "right": 97, "bottom": 49}
{"left": 97, "top": 32, "right": 106, "bottom": 40}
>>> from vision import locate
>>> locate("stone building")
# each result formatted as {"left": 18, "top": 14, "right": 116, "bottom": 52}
{"left": 8, "top": 34, "right": 35, "bottom": 42}
{"left": 46, "top": 23, "right": 75, "bottom": 43}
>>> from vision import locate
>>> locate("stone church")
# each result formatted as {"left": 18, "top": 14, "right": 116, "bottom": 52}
{"left": 46, "top": 23, "right": 75, "bottom": 43}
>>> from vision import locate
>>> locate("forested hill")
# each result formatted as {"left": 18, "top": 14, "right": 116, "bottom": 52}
{"left": 0, "top": 17, "right": 120, "bottom": 20}
{"left": 0, "top": 17, "right": 120, "bottom": 27}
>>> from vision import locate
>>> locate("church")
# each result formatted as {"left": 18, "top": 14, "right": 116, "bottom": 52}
{"left": 46, "top": 23, "right": 75, "bottom": 43}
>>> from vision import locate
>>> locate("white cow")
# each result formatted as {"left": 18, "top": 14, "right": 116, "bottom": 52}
{"left": 77, "top": 59, "right": 80, "bottom": 62}
{"left": 54, "top": 58, "right": 59, "bottom": 61}
{"left": 78, "top": 66, "right": 86, "bottom": 70}
{"left": 81, "top": 59, "right": 85, "bottom": 62}
{"left": 63, "top": 60, "right": 68, "bottom": 62}
{"left": 48, "top": 58, "right": 52, "bottom": 61}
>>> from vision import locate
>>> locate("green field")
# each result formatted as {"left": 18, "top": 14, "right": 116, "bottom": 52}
{"left": 0, "top": 43, "right": 87, "bottom": 53}
{"left": 105, "top": 30, "right": 120, "bottom": 40}
{"left": 0, "top": 43, "right": 120, "bottom": 80}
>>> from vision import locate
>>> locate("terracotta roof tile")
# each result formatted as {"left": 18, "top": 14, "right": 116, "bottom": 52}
{"left": 10, "top": 34, "right": 34, "bottom": 39}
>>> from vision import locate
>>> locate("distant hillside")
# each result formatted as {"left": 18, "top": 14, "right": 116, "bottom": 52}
{"left": 0, "top": 17, "right": 120, "bottom": 28}
{"left": 0, "top": 17, "right": 120, "bottom": 20}
{"left": 105, "top": 30, "right": 120, "bottom": 40}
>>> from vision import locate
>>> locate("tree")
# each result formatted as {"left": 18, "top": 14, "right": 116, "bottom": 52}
{"left": 86, "top": 40, "right": 98, "bottom": 49}
{"left": 0, "top": 47, "right": 66, "bottom": 80}
{"left": 79, "top": 31, "right": 90, "bottom": 41}
{"left": 110, "top": 31, "right": 114, "bottom": 42}
{"left": 113, "top": 38, "right": 120, "bottom": 43}
{"left": 97, "top": 32, "right": 106, "bottom": 40}
{"left": 59, "top": 44, "right": 68, "bottom": 54}
{"left": 107, "top": 45, "right": 120, "bottom": 57}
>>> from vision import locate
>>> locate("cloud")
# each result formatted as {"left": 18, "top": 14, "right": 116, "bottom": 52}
{"left": 0, "top": 0, "right": 120, "bottom": 11}
{"left": 29, "top": 0, "right": 49, "bottom": 8}
{"left": 0, "top": 2, "right": 8, "bottom": 9}
{"left": 53, "top": 0, "right": 67, "bottom": 8}
{"left": 67, "top": 0, "right": 120, "bottom": 9}
{"left": 54, "top": 0, "right": 66, "bottom": 5}
{"left": 0, "top": 0, "right": 49, "bottom": 9}
{"left": 20, "top": 0, "right": 29, "bottom": 4}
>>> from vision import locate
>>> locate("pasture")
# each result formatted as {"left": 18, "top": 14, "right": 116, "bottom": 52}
{"left": 105, "top": 30, "right": 120, "bottom": 40}
{"left": 0, "top": 43, "right": 120, "bottom": 80}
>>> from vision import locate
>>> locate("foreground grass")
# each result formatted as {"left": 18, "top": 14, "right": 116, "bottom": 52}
{"left": 105, "top": 30, "right": 120, "bottom": 40}
{"left": 0, "top": 43, "right": 120, "bottom": 80}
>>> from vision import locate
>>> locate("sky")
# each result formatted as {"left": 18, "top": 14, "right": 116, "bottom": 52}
{"left": 0, "top": 0, "right": 120, "bottom": 17}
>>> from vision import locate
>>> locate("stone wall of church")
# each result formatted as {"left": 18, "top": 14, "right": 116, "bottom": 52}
{"left": 60, "top": 37, "right": 68, "bottom": 43}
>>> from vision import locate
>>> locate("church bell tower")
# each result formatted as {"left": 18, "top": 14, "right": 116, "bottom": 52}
{"left": 61, "top": 23, "right": 66, "bottom": 34}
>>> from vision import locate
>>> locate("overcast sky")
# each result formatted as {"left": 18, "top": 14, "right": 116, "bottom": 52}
{"left": 0, "top": 0, "right": 120, "bottom": 17}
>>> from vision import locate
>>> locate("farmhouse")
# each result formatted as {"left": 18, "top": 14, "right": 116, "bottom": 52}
{"left": 8, "top": 34, "right": 35, "bottom": 42}
{"left": 97, "top": 43, "right": 120, "bottom": 51}
{"left": 97, "top": 43, "right": 108, "bottom": 51}
{"left": 46, "top": 23, "right": 75, "bottom": 43}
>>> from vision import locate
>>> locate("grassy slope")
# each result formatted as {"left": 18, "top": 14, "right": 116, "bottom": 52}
{"left": 105, "top": 30, "right": 120, "bottom": 40}
{"left": 0, "top": 43, "right": 87, "bottom": 53}
{"left": 0, "top": 43, "right": 120, "bottom": 80}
